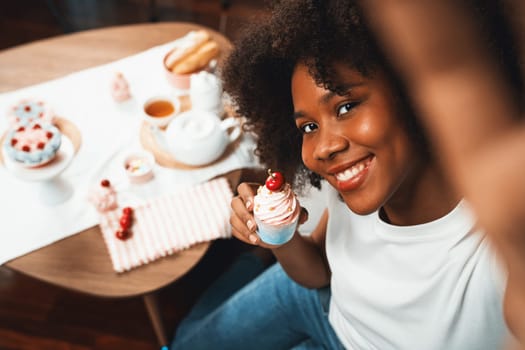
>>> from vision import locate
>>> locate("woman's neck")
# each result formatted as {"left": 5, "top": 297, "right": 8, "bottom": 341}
{"left": 381, "top": 162, "right": 460, "bottom": 226}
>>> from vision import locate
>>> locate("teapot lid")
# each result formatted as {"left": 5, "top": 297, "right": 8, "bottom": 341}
{"left": 166, "top": 110, "right": 222, "bottom": 144}
{"left": 165, "top": 110, "right": 231, "bottom": 165}
{"left": 179, "top": 116, "right": 214, "bottom": 139}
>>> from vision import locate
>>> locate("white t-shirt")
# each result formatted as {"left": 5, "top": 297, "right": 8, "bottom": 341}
{"left": 325, "top": 187, "right": 508, "bottom": 350}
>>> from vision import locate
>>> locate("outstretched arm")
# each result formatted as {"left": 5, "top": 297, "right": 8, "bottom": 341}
{"left": 359, "top": 0, "right": 525, "bottom": 345}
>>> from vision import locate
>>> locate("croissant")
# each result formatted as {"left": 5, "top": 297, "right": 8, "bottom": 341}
{"left": 165, "top": 30, "right": 220, "bottom": 74}
{"left": 165, "top": 30, "right": 210, "bottom": 70}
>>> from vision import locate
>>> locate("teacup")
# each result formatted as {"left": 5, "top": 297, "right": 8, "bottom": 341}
{"left": 165, "top": 110, "right": 241, "bottom": 166}
{"left": 163, "top": 50, "right": 194, "bottom": 91}
{"left": 142, "top": 95, "right": 180, "bottom": 128}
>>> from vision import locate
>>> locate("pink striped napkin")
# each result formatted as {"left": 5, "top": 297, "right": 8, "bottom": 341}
{"left": 98, "top": 178, "right": 233, "bottom": 273}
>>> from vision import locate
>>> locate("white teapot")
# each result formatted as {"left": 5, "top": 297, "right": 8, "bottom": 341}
{"left": 165, "top": 110, "right": 241, "bottom": 166}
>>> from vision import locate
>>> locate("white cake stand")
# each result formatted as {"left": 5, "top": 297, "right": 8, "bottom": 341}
{"left": 2, "top": 135, "right": 75, "bottom": 205}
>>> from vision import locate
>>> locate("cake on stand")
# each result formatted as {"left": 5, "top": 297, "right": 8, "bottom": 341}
{"left": 2, "top": 135, "right": 75, "bottom": 205}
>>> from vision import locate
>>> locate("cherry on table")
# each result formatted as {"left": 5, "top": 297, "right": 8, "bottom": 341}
{"left": 119, "top": 215, "right": 132, "bottom": 229}
{"left": 115, "top": 229, "right": 128, "bottom": 240}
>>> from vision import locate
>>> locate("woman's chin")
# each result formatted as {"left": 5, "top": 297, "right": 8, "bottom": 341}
{"left": 338, "top": 193, "right": 380, "bottom": 216}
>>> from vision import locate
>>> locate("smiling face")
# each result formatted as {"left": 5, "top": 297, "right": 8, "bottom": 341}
{"left": 292, "top": 63, "right": 421, "bottom": 215}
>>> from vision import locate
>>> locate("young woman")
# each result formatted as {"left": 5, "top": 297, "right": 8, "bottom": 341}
{"left": 171, "top": 1, "right": 510, "bottom": 349}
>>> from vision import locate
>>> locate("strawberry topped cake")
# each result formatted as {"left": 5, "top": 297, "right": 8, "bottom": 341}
{"left": 8, "top": 99, "right": 55, "bottom": 127}
{"left": 253, "top": 170, "right": 301, "bottom": 245}
{"left": 88, "top": 178, "right": 118, "bottom": 213}
{"left": 2, "top": 122, "right": 62, "bottom": 167}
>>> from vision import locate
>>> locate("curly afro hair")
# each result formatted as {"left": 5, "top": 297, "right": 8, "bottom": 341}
{"left": 222, "top": 0, "right": 522, "bottom": 190}
{"left": 221, "top": 0, "right": 426, "bottom": 191}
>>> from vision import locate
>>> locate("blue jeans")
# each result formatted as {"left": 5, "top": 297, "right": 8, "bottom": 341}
{"left": 171, "top": 253, "right": 344, "bottom": 349}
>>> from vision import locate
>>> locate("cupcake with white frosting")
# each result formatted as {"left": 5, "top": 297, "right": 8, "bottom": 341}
{"left": 253, "top": 170, "right": 301, "bottom": 245}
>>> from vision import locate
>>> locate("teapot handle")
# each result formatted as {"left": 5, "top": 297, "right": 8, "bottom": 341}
{"left": 220, "top": 117, "right": 242, "bottom": 143}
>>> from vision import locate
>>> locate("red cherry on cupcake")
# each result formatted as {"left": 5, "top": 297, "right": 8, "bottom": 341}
{"left": 265, "top": 169, "right": 284, "bottom": 191}
{"left": 100, "top": 179, "right": 111, "bottom": 187}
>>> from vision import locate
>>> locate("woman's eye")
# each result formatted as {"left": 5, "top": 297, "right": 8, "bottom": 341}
{"left": 299, "top": 122, "right": 318, "bottom": 134}
{"left": 337, "top": 102, "right": 358, "bottom": 116}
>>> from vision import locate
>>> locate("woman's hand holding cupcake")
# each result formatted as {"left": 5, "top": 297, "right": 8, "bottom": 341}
{"left": 230, "top": 170, "right": 308, "bottom": 247}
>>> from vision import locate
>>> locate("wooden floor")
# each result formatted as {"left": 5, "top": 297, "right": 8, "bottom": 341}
{"left": 0, "top": 239, "right": 252, "bottom": 350}
{"left": 0, "top": 1, "right": 268, "bottom": 349}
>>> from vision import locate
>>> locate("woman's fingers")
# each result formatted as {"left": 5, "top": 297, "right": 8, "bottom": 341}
{"left": 236, "top": 182, "right": 259, "bottom": 210}
{"left": 230, "top": 182, "right": 260, "bottom": 245}
{"left": 230, "top": 211, "right": 257, "bottom": 245}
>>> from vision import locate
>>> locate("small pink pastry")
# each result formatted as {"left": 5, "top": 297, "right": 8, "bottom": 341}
{"left": 110, "top": 72, "right": 132, "bottom": 102}
{"left": 7, "top": 99, "right": 55, "bottom": 127}
{"left": 88, "top": 179, "right": 118, "bottom": 212}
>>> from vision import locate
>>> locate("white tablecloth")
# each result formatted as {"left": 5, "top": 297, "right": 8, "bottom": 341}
{"left": 0, "top": 39, "right": 259, "bottom": 265}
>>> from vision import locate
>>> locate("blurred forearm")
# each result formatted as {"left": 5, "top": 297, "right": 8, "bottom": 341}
{"left": 359, "top": 0, "right": 525, "bottom": 346}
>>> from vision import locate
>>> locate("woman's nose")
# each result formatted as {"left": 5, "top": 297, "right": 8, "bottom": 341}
{"left": 314, "top": 130, "right": 348, "bottom": 160}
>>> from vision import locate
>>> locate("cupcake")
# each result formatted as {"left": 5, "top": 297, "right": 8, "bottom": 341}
{"left": 253, "top": 170, "right": 301, "bottom": 245}
{"left": 110, "top": 72, "right": 132, "bottom": 102}
{"left": 2, "top": 121, "right": 62, "bottom": 167}
{"left": 88, "top": 179, "right": 118, "bottom": 213}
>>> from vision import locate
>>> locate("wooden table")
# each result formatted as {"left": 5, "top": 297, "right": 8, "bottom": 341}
{"left": 0, "top": 23, "right": 235, "bottom": 347}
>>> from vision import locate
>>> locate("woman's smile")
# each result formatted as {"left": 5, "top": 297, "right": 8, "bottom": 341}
{"left": 329, "top": 155, "right": 374, "bottom": 192}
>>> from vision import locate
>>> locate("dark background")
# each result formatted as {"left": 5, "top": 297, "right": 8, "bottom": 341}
{"left": 0, "top": 0, "right": 269, "bottom": 50}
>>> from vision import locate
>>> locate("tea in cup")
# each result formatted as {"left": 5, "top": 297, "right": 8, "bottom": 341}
{"left": 142, "top": 96, "right": 180, "bottom": 128}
